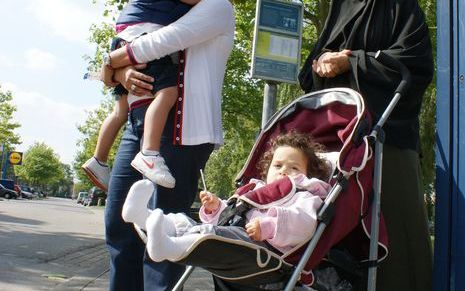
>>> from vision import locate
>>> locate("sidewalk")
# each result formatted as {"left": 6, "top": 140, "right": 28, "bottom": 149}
{"left": 52, "top": 243, "right": 214, "bottom": 291}
{"left": 80, "top": 267, "right": 215, "bottom": 291}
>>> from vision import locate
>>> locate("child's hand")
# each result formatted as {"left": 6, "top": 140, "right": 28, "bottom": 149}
{"left": 245, "top": 218, "right": 262, "bottom": 241}
{"left": 200, "top": 191, "right": 220, "bottom": 213}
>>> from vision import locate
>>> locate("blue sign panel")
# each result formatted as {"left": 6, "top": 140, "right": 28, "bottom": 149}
{"left": 254, "top": 57, "right": 298, "bottom": 82}
{"left": 259, "top": 1, "right": 300, "bottom": 34}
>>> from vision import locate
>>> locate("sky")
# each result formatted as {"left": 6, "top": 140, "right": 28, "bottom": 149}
{"left": 0, "top": 0, "right": 111, "bottom": 165}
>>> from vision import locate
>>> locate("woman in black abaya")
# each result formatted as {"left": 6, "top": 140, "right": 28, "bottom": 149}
{"left": 299, "top": 0, "right": 433, "bottom": 290}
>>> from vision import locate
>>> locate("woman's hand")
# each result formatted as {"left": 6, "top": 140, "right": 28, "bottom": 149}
{"left": 100, "top": 63, "right": 119, "bottom": 87}
{"left": 312, "top": 49, "right": 352, "bottom": 78}
{"left": 245, "top": 218, "right": 262, "bottom": 241}
{"left": 199, "top": 191, "right": 220, "bottom": 213}
{"left": 114, "top": 65, "right": 154, "bottom": 97}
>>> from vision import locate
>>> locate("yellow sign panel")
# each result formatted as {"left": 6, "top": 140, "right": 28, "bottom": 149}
{"left": 9, "top": 152, "right": 22, "bottom": 165}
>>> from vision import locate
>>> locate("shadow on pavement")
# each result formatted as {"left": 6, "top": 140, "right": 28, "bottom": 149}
{"left": 0, "top": 212, "right": 44, "bottom": 226}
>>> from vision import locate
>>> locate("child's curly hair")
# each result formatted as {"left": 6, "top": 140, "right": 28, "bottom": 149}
{"left": 257, "top": 131, "right": 331, "bottom": 181}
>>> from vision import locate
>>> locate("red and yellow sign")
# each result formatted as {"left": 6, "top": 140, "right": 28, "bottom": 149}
{"left": 9, "top": 151, "right": 23, "bottom": 165}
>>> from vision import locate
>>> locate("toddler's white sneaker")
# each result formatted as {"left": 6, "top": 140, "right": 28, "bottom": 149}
{"left": 82, "top": 157, "right": 110, "bottom": 191}
{"left": 131, "top": 152, "right": 175, "bottom": 188}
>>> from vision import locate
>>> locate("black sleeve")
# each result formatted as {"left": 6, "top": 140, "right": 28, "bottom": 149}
{"left": 347, "top": 0, "right": 433, "bottom": 119}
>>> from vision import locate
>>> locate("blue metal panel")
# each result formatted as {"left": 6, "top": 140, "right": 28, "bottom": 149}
{"left": 435, "top": 0, "right": 465, "bottom": 290}
{"left": 434, "top": 0, "right": 452, "bottom": 289}
{"left": 453, "top": 0, "right": 465, "bottom": 289}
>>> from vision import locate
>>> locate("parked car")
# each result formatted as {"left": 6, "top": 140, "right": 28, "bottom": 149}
{"left": 0, "top": 184, "right": 18, "bottom": 199}
{"left": 31, "top": 189, "right": 40, "bottom": 198}
{"left": 76, "top": 192, "right": 88, "bottom": 204}
{"left": 0, "top": 179, "right": 15, "bottom": 191}
{"left": 84, "top": 187, "right": 106, "bottom": 206}
{"left": 20, "top": 185, "right": 34, "bottom": 199}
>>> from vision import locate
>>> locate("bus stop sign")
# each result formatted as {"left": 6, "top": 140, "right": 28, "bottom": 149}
{"left": 251, "top": 0, "right": 303, "bottom": 84}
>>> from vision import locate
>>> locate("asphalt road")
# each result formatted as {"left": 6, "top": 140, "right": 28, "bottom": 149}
{"left": 0, "top": 197, "right": 107, "bottom": 290}
{"left": 0, "top": 197, "right": 214, "bottom": 291}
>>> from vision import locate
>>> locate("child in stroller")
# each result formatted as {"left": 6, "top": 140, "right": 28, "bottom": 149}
{"left": 122, "top": 131, "right": 332, "bottom": 262}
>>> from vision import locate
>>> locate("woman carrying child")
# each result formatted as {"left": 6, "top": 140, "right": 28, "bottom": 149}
{"left": 96, "top": 0, "right": 235, "bottom": 290}
{"left": 82, "top": 0, "right": 201, "bottom": 191}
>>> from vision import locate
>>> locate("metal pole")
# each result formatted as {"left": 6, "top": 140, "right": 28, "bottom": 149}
{"left": 261, "top": 81, "right": 278, "bottom": 128}
{"left": 367, "top": 139, "right": 383, "bottom": 291}
{"left": 172, "top": 266, "right": 195, "bottom": 291}
{"left": 0, "top": 144, "right": 4, "bottom": 178}
{"left": 1, "top": 144, "right": 7, "bottom": 179}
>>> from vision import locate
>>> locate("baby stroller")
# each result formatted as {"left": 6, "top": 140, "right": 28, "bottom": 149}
{"left": 135, "top": 51, "right": 409, "bottom": 290}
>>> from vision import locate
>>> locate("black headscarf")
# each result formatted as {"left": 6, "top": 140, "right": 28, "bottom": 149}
{"left": 299, "top": 0, "right": 433, "bottom": 151}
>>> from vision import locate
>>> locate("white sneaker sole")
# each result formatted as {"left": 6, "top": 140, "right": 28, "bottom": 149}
{"left": 81, "top": 166, "right": 108, "bottom": 192}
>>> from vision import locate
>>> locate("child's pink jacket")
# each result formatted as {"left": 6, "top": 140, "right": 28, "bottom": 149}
{"left": 199, "top": 174, "right": 331, "bottom": 254}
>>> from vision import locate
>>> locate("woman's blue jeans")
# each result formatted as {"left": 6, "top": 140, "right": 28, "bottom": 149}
{"left": 105, "top": 104, "right": 214, "bottom": 291}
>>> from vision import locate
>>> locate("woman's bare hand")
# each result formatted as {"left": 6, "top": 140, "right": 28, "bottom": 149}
{"left": 245, "top": 218, "right": 262, "bottom": 241}
{"left": 100, "top": 64, "right": 119, "bottom": 87}
{"left": 312, "top": 49, "right": 352, "bottom": 78}
{"left": 199, "top": 191, "right": 220, "bottom": 213}
{"left": 114, "top": 64, "right": 154, "bottom": 96}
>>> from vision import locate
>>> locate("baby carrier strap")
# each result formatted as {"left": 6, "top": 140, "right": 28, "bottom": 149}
{"left": 235, "top": 182, "right": 257, "bottom": 196}
{"left": 237, "top": 176, "right": 296, "bottom": 209}
{"left": 217, "top": 177, "right": 297, "bottom": 227}
{"left": 217, "top": 198, "right": 250, "bottom": 227}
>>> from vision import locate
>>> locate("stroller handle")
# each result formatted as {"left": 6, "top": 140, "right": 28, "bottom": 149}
{"left": 372, "top": 50, "right": 411, "bottom": 97}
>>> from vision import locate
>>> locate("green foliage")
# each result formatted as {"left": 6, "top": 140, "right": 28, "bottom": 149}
{"left": 76, "top": 0, "right": 122, "bottom": 188}
{"left": 15, "top": 142, "right": 64, "bottom": 187}
{"left": 73, "top": 181, "right": 90, "bottom": 194}
{"left": 203, "top": 1, "right": 262, "bottom": 195}
{"left": 84, "top": 22, "right": 115, "bottom": 73}
{"left": 47, "top": 163, "right": 74, "bottom": 197}
{"left": 0, "top": 86, "right": 21, "bottom": 147}
{"left": 418, "top": 0, "right": 436, "bottom": 186}
{"left": 418, "top": 0, "right": 437, "bottom": 221}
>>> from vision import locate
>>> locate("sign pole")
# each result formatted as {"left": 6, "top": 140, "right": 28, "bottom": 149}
{"left": 1, "top": 146, "right": 7, "bottom": 180}
{"left": 0, "top": 144, "right": 4, "bottom": 179}
{"left": 250, "top": 0, "right": 303, "bottom": 128}
{"left": 262, "top": 81, "right": 278, "bottom": 128}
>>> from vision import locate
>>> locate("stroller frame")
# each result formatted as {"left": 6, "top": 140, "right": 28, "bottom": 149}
{"left": 286, "top": 51, "right": 410, "bottom": 291}
{"left": 168, "top": 50, "right": 411, "bottom": 291}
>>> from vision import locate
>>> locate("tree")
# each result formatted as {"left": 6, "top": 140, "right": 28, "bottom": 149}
{"left": 0, "top": 86, "right": 21, "bottom": 148}
{"left": 418, "top": 0, "right": 437, "bottom": 220}
{"left": 48, "top": 163, "right": 74, "bottom": 197}
{"left": 0, "top": 86, "right": 21, "bottom": 179}
{"left": 16, "top": 142, "right": 64, "bottom": 188}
